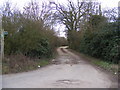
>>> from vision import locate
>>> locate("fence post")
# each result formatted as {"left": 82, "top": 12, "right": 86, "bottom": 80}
{"left": 1, "top": 28, "right": 4, "bottom": 61}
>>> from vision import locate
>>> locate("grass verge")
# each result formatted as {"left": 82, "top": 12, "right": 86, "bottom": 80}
{"left": 69, "top": 49, "right": 118, "bottom": 74}
{"left": 2, "top": 51, "right": 58, "bottom": 74}
{"left": 80, "top": 53, "right": 118, "bottom": 74}
{"left": 91, "top": 59, "right": 118, "bottom": 74}
{"left": 2, "top": 57, "right": 49, "bottom": 74}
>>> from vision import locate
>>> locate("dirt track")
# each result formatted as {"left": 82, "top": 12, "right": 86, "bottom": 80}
{"left": 2, "top": 46, "right": 118, "bottom": 88}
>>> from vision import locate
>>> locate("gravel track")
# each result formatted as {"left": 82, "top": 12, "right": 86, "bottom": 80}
{"left": 2, "top": 46, "right": 118, "bottom": 88}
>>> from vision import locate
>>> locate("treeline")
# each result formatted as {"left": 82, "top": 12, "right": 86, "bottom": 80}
{"left": 1, "top": 1, "right": 67, "bottom": 58}
{"left": 76, "top": 15, "right": 119, "bottom": 64}
{"left": 49, "top": 0, "right": 119, "bottom": 64}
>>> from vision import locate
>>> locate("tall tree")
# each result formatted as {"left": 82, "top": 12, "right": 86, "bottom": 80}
{"left": 49, "top": 0, "right": 100, "bottom": 47}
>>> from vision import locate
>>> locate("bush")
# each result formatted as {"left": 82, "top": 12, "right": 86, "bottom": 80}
{"left": 68, "top": 15, "right": 119, "bottom": 64}
{"left": 79, "top": 17, "right": 119, "bottom": 64}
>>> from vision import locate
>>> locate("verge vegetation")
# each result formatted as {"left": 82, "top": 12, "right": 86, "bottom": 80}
{"left": 69, "top": 49, "right": 118, "bottom": 74}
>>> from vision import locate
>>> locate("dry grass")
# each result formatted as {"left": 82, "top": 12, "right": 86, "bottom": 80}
{"left": 2, "top": 54, "right": 51, "bottom": 74}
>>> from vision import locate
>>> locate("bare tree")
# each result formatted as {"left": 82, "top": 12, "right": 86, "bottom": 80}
{"left": 49, "top": 0, "right": 100, "bottom": 47}
{"left": 23, "top": 1, "right": 40, "bottom": 20}
{"left": 23, "top": 1, "right": 55, "bottom": 29}
{"left": 103, "top": 8, "right": 118, "bottom": 22}
{"left": 50, "top": 0, "right": 100, "bottom": 31}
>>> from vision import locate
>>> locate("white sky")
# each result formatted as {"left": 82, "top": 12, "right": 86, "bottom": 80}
{"left": 0, "top": 0, "right": 119, "bottom": 37}
{"left": 0, "top": 0, "right": 119, "bottom": 9}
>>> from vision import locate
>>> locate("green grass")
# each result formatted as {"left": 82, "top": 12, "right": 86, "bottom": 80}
{"left": 80, "top": 53, "right": 118, "bottom": 74}
{"left": 92, "top": 60, "right": 118, "bottom": 73}
{"left": 37, "top": 59, "right": 50, "bottom": 67}
{"left": 69, "top": 49, "right": 118, "bottom": 74}
{"left": 92, "top": 60, "right": 110, "bottom": 68}
{"left": 78, "top": 52, "right": 118, "bottom": 73}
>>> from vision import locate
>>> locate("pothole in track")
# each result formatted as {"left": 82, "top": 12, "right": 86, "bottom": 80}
{"left": 56, "top": 79, "right": 80, "bottom": 85}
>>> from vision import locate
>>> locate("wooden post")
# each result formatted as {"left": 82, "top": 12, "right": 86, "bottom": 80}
{"left": 0, "top": 14, "right": 2, "bottom": 90}
{"left": 1, "top": 29, "right": 4, "bottom": 61}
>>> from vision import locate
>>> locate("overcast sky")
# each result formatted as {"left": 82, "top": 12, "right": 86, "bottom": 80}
{"left": 0, "top": 0, "right": 119, "bottom": 37}
{"left": 0, "top": 0, "right": 119, "bottom": 9}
